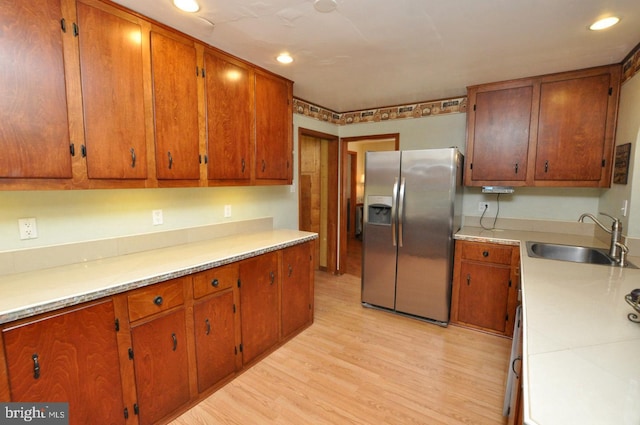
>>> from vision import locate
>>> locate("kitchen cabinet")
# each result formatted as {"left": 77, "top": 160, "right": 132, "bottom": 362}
{"left": 255, "top": 70, "right": 293, "bottom": 184}
{"left": 128, "top": 278, "right": 190, "bottom": 425}
{"left": 150, "top": 29, "right": 201, "bottom": 182}
{"left": 1, "top": 300, "right": 126, "bottom": 425}
{"left": 76, "top": 0, "right": 149, "bottom": 181}
{"left": 451, "top": 240, "right": 520, "bottom": 336}
{"left": 192, "top": 264, "right": 240, "bottom": 393}
{"left": 204, "top": 50, "right": 253, "bottom": 183}
{"left": 281, "top": 242, "right": 314, "bottom": 339}
{"left": 0, "top": 0, "right": 73, "bottom": 180}
{"left": 239, "top": 251, "right": 280, "bottom": 365}
{"left": 465, "top": 64, "right": 621, "bottom": 188}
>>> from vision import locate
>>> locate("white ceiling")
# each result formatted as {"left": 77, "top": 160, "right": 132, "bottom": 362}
{"left": 112, "top": 0, "right": 640, "bottom": 112}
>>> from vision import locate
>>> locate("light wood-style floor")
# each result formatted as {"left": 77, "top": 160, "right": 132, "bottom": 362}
{"left": 170, "top": 271, "right": 511, "bottom": 425}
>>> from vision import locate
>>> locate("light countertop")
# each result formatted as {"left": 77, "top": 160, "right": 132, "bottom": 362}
{"left": 456, "top": 227, "right": 640, "bottom": 425}
{"left": 0, "top": 229, "right": 316, "bottom": 325}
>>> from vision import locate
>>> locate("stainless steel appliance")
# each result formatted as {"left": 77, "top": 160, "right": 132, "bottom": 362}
{"left": 361, "top": 148, "right": 463, "bottom": 325}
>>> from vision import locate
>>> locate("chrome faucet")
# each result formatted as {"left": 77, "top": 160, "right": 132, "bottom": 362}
{"left": 578, "top": 212, "right": 627, "bottom": 265}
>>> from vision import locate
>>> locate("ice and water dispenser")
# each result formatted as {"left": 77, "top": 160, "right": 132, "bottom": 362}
{"left": 366, "top": 195, "right": 392, "bottom": 225}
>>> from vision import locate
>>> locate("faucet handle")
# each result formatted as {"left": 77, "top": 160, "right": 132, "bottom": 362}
{"left": 599, "top": 212, "right": 621, "bottom": 227}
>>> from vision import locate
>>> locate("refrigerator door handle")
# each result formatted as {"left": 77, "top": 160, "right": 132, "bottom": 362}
{"left": 398, "top": 177, "right": 406, "bottom": 247}
{"left": 391, "top": 177, "right": 399, "bottom": 246}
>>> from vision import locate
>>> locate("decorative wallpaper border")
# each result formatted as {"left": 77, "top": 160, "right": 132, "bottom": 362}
{"left": 293, "top": 96, "right": 467, "bottom": 125}
{"left": 622, "top": 43, "right": 640, "bottom": 84}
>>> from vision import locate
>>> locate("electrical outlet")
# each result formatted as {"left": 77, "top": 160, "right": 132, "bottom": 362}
{"left": 18, "top": 217, "right": 38, "bottom": 240}
{"left": 224, "top": 205, "right": 232, "bottom": 218}
{"left": 478, "top": 202, "right": 490, "bottom": 212}
{"left": 152, "top": 209, "right": 163, "bottom": 226}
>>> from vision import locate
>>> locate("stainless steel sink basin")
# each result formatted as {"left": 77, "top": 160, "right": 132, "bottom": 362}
{"left": 526, "top": 241, "right": 637, "bottom": 268}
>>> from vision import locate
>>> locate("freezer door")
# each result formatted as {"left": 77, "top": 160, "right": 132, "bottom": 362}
{"left": 361, "top": 151, "right": 400, "bottom": 310}
{"left": 395, "top": 149, "right": 459, "bottom": 322}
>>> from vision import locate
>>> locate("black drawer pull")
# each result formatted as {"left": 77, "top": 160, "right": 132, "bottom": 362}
{"left": 205, "top": 319, "right": 211, "bottom": 335}
{"left": 171, "top": 333, "right": 178, "bottom": 351}
{"left": 154, "top": 296, "right": 163, "bottom": 306}
{"left": 269, "top": 271, "right": 275, "bottom": 284}
{"left": 482, "top": 251, "right": 489, "bottom": 257}
{"left": 211, "top": 279, "right": 219, "bottom": 287}
{"left": 32, "top": 353, "right": 40, "bottom": 379}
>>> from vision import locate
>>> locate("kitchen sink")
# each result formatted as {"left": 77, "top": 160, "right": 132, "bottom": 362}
{"left": 526, "top": 241, "right": 637, "bottom": 268}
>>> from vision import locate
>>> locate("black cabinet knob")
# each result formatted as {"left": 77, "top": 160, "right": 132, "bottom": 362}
{"left": 154, "top": 296, "right": 163, "bottom": 306}
{"left": 482, "top": 251, "right": 489, "bottom": 257}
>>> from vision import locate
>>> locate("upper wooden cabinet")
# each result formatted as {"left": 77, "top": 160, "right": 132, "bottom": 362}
{"left": 204, "top": 50, "right": 253, "bottom": 183}
{"left": 0, "top": 0, "right": 73, "bottom": 180}
{"left": 465, "top": 64, "right": 621, "bottom": 187}
{"left": 255, "top": 70, "right": 293, "bottom": 184}
{"left": 76, "top": 0, "right": 148, "bottom": 180}
{"left": 0, "top": 0, "right": 294, "bottom": 191}
{"left": 150, "top": 30, "right": 201, "bottom": 181}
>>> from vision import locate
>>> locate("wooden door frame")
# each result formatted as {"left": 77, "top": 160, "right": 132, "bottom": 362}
{"left": 347, "top": 151, "right": 358, "bottom": 238}
{"left": 339, "top": 134, "right": 399, "bottom": 274}
{"left": 298, "top": 128, "right": 339, "bottom": 274}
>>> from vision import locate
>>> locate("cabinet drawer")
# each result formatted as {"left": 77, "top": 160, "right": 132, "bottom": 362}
{"left": 128, "top": 279, "right": 185, "bottom": 322}
{"left": 461, "top": 242, "right": 513, "bottom": 265}
{"left": 193, "top": 264, "right": 238, "bottom": 299}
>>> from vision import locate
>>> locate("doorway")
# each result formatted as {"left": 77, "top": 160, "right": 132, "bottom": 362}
{"left": 340, "top": 134, "right": 400, "bottom": 277}
{"left": 298, "top": 128, "right": 339, "bottom": 273}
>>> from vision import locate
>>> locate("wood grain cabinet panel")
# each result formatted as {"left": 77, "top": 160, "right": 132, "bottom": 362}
{"left": 150, "top": 30, "right": 200, "bottom": 181}
{"left": 76, "top": 0, "right": 148, "bottom": 180}
{"left": 239, "top": 252, "right": 280, "bottom": 365}
{"left": 193, "top": 290, "right": 238, "bottom": 393}
{"left": 204, "top": 50, "right": 253, "bottom": 183}
{"left": 0, "top": 0, "right": 72, "bottom": 179}
{"left": 465, "top": 64, "right": 621, "bottom": 188}
{"left": 451, "top": 240, "right": 520, "bottom": 337}
{"left": 130, "top": 308, "right": 190, "bottom": 425}
{"left": 255, "top": 71, "right": 293, "bottom": 183}
{"left": 281, "top": 242, "right": 314, "bottom": 339}
{"left": 2, "top": 301, "right": 125, "bottom": 425}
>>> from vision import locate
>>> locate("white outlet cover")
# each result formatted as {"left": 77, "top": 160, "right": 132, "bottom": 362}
{"left": 18, "top": 217, "right": 38, "bottom": 240}
{"left": 152, "top": 209, "right": 163, "bottom": 225}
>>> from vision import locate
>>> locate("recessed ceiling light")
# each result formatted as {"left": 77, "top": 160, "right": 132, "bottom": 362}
{"left": 173, "top": 0, "right": 200, "bottom": 13}
{"left": 589, "top": 16, "right": 620, "bottom": 31}
{"left": 314, "top": 0, "right": 337, "bottom": 13}
{"left": 277, "top": 53, "right": 293, "bottom": 64}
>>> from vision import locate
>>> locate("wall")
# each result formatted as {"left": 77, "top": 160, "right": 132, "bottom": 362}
{"left": 600, "top": 70, "right": 640, "bottom": 241}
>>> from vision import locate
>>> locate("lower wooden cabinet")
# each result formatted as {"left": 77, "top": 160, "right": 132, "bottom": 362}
{"left": 281, "top": 243, "right": 314, "bottom": 339}
{"left": 0, "top": 240, "right": 315, "bottom": 425}
{"left": 451, "top": 240, "right": 520, "bottom": 336}
{"left": 1, "top": 300, "right": 126, "bottom": 425}
{"left": 239, "top": 251, "right": 280, "bottom": 365}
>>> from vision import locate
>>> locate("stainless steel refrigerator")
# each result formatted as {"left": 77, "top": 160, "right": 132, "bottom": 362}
{"left": 361, "top": 148, "right": 463, "bottom": 325}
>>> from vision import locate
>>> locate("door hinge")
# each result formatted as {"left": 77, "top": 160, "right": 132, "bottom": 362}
{"left": 237, "top": 279, "right": 241, "bottom": 288}
{"left": 505, "top": 314, "right": 509, "bottom": 322}
{"left": 508, "top": 279, "right": 512, "bottom": 288}
{"left": 128, "top": 348, "right": 134, "bottom": 360}
{"left": 608, "top": 87, "right": 613, "bottom": 96}
{"left": 473, "top": 104, "right": 476, "bottom": 111}
{"left": 233, "top": 304, "right": 237, "bottom": 313}
{"left": 602, "top": 159, "right": 606, "bottom": 167}
{"left": 115, "top": 318, "right": 120, "bottom": 332}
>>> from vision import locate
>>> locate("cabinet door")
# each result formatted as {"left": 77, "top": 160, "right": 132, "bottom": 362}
{"left": 150, "top": 31, "right": 200, "bottom": 180}
{"left": 2, "top": 301, "right": 125, "bottom": 425}
{"left": 535, "top": 73, "right": 611, "bottom": 182}
{"left": 194, "top": 290, "right": 237, "bottom": 393}
{"left": 0, "top": 0, "right": 72, "bottom": 179}
{"left": 131, "top": 309, "right": 190, "bottom": 425}
{"left": 255, "top": 71, "right": 292, "bottom": 182}
{"left": 77, "top": 1, "right": 147, "bottom": 179}
{"left": 239, "top": 252, "right": 279, "bottom": 365}
{"left": 204, "top": 51, "right": 252, "bottom": 182}
{"left": 281, "top": 243, "right": 313, "bottom": 338}
{"left": 466, "top": 84, "right": 533, "bottom": 184}
{"left": 457, "top": 261, "right": 511, "bottom": 333}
